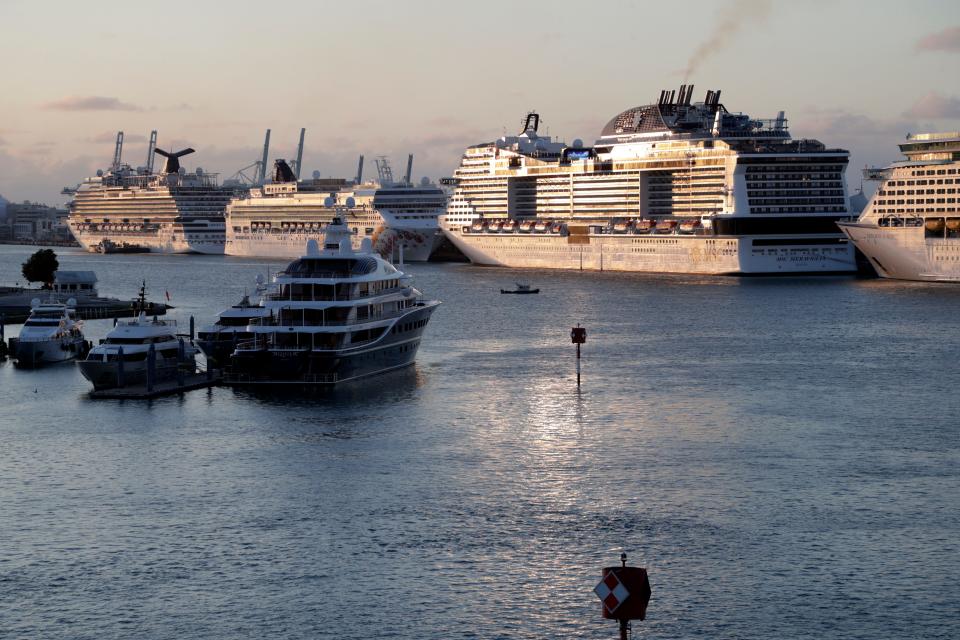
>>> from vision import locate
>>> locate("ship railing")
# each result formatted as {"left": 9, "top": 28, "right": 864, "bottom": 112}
{"left": 263, "top": 285, "right": 404, "bottom": 302}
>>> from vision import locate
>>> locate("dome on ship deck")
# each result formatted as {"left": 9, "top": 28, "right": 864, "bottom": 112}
{"left": 600, "top": 103, "right": 670, "bottom": 137}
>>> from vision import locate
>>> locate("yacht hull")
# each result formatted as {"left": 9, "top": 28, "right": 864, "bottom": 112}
{"left": 14, "top": 338, "right": 86, "bottom": 368}
{"left": 226, "top": 306, "right": 436, "bottom": 385}
{"left": 77, "top": 358, "right": 190, "bottom": 391}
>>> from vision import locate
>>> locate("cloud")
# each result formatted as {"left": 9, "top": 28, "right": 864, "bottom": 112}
{"left": 42, "top": 95, "right": 143, "bottom": 112}
{"left": 916, "top": 26, "right": 960, "bottom": 52}
{"left": 903, "top": 91, "right": 960, "bottom": 119}
{"left": 85, "top": 131, "right": 148, "bottom": 144}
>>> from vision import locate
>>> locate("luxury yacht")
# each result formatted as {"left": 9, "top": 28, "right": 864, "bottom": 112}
{"left": 225, "top": 216, "right": 440, "bottom": 385}
{"left": 196, "top": 281, "right": 273, "bottom": 368}
{"left": 13, "top": 298, "right": 88, "bottom": 367}
{"left": 78, "top": 313, "right": 196, "bottom": 390}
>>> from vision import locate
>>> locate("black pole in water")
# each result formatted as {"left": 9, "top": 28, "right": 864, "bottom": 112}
{"left": 146, "top": 343, "right": 156, "bottom": 393}
{"left": 570, "top": 324, "right": 586, "bottom": 387}
{"left": 177, "top": 338, "right": 185, "bottom": 386}
{"left": 189, "top": 316, "right": 195, "bottom": 341}
{"left": 1, "top": 313, "right": 5, "bottom": 341}
{"left": 117, "top": 346, "right": 125, "bottom": 388}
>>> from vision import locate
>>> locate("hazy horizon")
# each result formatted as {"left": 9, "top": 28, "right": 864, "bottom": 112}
{"left": 1, "top": 0, "right": 958, "bottom": 206}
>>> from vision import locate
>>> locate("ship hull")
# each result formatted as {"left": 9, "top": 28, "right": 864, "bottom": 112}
{"left": 14, "top": 338, "right": 86, "bottom": 368}
{"left": 839, "top": 222, "right": 960, "bottom": 282}
{"left": 226, "top": 306, "right": 436, "bottom": 385}
{"left": 69, "top": 224, "right": 225, "bottom": 255}
{"left": 442, "top": 227, "right": 856, "bottom": 275}
{"left": 77, "top": 357, "right": 188, "bottom": 391}
{"left": 225, "top": 226, "right": 441, "bottom": 261}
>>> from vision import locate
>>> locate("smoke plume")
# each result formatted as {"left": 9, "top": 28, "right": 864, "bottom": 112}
{"left": 683, "top": 0, "right": 772, "bottom": 80}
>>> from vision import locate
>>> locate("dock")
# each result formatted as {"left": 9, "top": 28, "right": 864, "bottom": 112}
{"left": 89, "top": 370, "right": 222, "bottom": 400}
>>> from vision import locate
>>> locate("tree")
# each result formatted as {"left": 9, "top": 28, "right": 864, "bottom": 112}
{"left": 21, "top": 249, "right": 59, "bottom": 288}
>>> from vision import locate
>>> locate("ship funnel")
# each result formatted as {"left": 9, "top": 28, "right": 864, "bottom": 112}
{"left": 272, "top": 159, "right": 297, "bottom": 183}
{"left": 153, "top": 147, "right": 195, "bottom": 174}
{"left": 522, "top": 112, "right": 540, "bottom": 134}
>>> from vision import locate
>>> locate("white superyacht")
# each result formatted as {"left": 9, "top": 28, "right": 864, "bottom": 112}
{"left": 442, "top": 86, "right": 856, "bottom": 275}
{"left": 838, "top": 132, "right": 960, "bottom": 281}
{"left": 224, "top": 216, "right": 440, "bottom": 385}
{"left": 13, "top": 298, "right": 87, "bottom": 367}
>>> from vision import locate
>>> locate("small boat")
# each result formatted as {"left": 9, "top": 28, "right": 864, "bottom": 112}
{"left": 502, "top": 220, "right": 517, "bottom": 232}
{"left": 678, "top": 219, "right": 700, "bottom": 234}
{"left": 500, "top": 283, "right": 540, "bottom": 294}
{"left": 534, "top": 220, "right": 551, "bottom": 233}
{"left": 519, "top": 221, "right": 534, "bottom": 233}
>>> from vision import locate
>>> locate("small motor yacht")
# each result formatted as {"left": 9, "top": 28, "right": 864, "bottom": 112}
{"left": 13, "top": 297, "right": 88, "bottom": 367}
{"left": 78, "top": 313, "right": 196, "bottom": 390}
{"left": 196, "top": 280, "right": 273, "bottom": 368}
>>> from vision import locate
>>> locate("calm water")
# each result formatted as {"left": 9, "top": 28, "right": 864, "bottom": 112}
{"left": 0, "top": 244, "right": 958, "bottom": 639}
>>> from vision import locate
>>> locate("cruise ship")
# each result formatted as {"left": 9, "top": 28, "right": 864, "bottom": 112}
{"left": 838, "top": 132, "right": 960, "bottom": 281}
{"left": 67, "top": 137, "right": 234, "bottom": 254}
{"left": 441, "top": 86, "right": 857, "bottom": 275}
{"left": 224, "top": 158, "right": 446, "bottom": 261}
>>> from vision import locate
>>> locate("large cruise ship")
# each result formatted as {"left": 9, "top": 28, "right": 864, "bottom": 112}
{"left": 225, "top": 159, "right": 446, "bottom": 261}
{"left": 838, "top": 132, "right": 960, "bottom": 282}
{"left": 67, "top": 137, "right": 234, "bottom": 254}
{"left": 441, "top": 86, "right": 856, "bottom": 275}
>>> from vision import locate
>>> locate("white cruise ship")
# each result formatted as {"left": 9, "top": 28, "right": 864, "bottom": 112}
{"left": 838, "top": 132, "right": 960, "bottom": 282}
{"left": 68, "top": 141, "right": 234, "bottom": 254}
{"left": 224, "top": 159, "right": 446, "bottom": 261}
{"left": 441, "top": 86, "right": 857, "bottom": 275}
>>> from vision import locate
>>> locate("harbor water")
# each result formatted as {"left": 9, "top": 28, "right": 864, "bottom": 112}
{"left": 0, "top": 244, "right": 957, "bottom": 639}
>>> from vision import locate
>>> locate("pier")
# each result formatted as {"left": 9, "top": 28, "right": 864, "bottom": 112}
{"left": 88, "top": 369, "right": 223, "bottom": 400}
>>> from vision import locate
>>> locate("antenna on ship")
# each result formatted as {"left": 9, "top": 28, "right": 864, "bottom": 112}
{"left": 112, "top": 131, "right": 124, "bottom": 171}
{"left": 291, "top": 128, "right": 306, "bottom": 180}
{"left": 145, "top": 130, "right": 158, "bottom": 173}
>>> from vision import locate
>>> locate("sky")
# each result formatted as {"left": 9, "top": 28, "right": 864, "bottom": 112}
{"left": 1, "top": 0, "right": 958, "bottom": 206}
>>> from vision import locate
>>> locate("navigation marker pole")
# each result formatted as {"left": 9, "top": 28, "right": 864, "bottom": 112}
{"left": 571, "top": 324, "right": 586, "bottom": 387}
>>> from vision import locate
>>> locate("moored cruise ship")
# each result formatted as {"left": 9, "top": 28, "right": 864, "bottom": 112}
{"left": 441, "top": 86, "right": 856, "bottom": 275}
{"left": 838, "top": 132, "right": 960, "bottom": 282}
{"left": 68, "top": 142, "right": 234, "bottom": 254}
{"left": 225, "top": 159, "right": 446, "bottom": 261}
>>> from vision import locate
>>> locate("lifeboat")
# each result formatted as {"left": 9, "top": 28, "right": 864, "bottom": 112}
{"left": 487, "top": 221, "right": 503, "bottom": 232}
{"left": 503, "top": 220, "right": 517, "bottom": 232}
{"left": 946, "top": 218, "right": 960, "bottom": 231}
{"left": 519, "top": 221, "right": 534, "bottom": 233}
{"left": 925, "top": 218, "right": 945, "bottom": 233}
{"left": 678, "top": 219, "right": 700, "bottom": 234}
{"left": 655, "top": 219, "right": 678, "bottom": 234}
{"left": 471, "top": 221, "right": 485, "bottom": 233}
{"left": 634, "top": 219, "right": 654, "bottom": 234}
{"left": 534, "top": 221, "right": 550, "bottom": 233}
{"left": 612, "top": 221, "right": 631, "bottom": 234}
{"left": 549, "top": 222, "right": 564, "bottom": 234}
